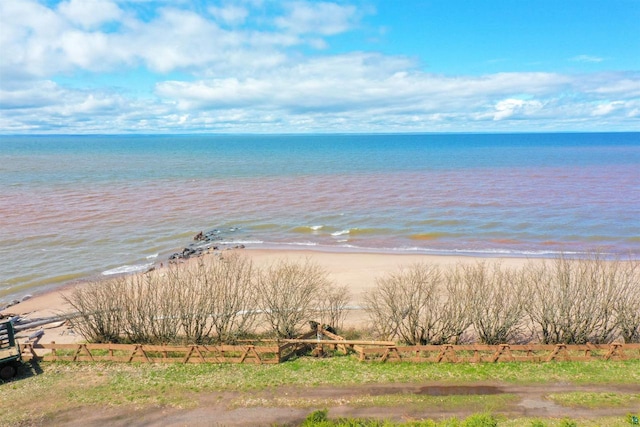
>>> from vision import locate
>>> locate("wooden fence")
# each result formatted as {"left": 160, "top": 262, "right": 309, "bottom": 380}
{"left": 20, "top": 342, "right": 283, "bottom": 364}
{"left": 17, "top": 333, "right": 640, "bottom": 365}
{"left": 17, "top": 329, "right": 329, "bottom": 365}
{"left": 353, "top": 343, "right": 640, "bottom": 363}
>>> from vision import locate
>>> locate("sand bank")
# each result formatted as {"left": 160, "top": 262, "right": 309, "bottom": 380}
{"left": 1, "top": 249, "right": 536, "bottom": 344}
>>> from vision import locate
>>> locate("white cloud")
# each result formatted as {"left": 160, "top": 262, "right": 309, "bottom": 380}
{"left": 492, "top": 99, "right": 544, "bottom": 121}
{"left": 0, "top": 1, "right": 325, "bottom": 79}
{"left": 275, "top": 1, "right": 358, "bottom": 35}
{"left": 592, "top": 101, "right": 625, "bottom": 116}
{"left": 570, "top": 54, "right": 605, "bottom": 63}
{"left": 0, "top": 80, "right": 65, "bottom": 109}
{"left": 208, "top": 5, "right": 248, "bottom": 26}
{"left": 156, "top": 56, "right": 570, "bottom": 116}
{"left": 0, "top": 1, "right": 638, "bottom": 133}
{"left": 58, "top": 0, "right": 123, "bottom": 29}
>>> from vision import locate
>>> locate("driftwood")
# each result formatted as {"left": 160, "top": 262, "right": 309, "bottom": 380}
{"left": 14, "top": 315, "right": 71, "bottom": 332}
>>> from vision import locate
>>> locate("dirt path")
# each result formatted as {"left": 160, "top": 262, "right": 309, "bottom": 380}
{"left": 57, "top": 382, "right": 640, "bottom": 426}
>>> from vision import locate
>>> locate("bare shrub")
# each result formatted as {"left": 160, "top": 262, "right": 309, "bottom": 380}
{"left": 613, "top": 258, "right": 640, "bottom": 343}
{"left": 256, "top": 258, "right": 329, "bottom": 338}
{"left": 204, "top": 253, "right": 258, "bottom": 343}
{"left": 64, "top": 253, "right": 259, "bottom": 344}
{"left": 315, "top": 283, "right": 351, "bottom": 333}
{"left": 155, "top": 255, "right": 258, "bottom": 344}
{"left": 464, "top": 262, "right": 526, "bottom": 344}
{"left": 168, "top": 263, "right": 213, "bottom": 344}
{"left": 63, "top": 278, "right": 126, "bottom": 343}
{"left": 524, "top": 253, "right": 630, "bottom": 344}
{"left": 364, "top": 263, "right": 471, "bottom": 345}
{"left": 438, "top": 265, "right": 474, "bottom": 344}
{"left": 363, "top": 263, "right": 439, "bottom": 344}
{"left": 126, "top": 272, "right": 184, "bottom": 343}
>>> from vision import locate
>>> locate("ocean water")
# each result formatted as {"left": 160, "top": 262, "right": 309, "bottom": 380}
{"left": 1, "top": 133, "right": 639, "bottom": 302}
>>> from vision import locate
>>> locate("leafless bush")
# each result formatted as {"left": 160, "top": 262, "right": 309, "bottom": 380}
{"left": 168, "top": 263, "right": 213, "bottom": 344}
{"left": 363, "top": 263, "right": 439, "bottom": 344}
{"left": 315, "top": 283, "right": 351, "bottom": 333}
{"left": 63, "top": 278, "right": 126, "bottom": 343}
{"left": 437, "top": 265, "right": 474, "bottom": 344}
{"left": 64, "top": 250, "right": 640, "bottom": 346}
{"left": 119, "top": 272, "right": 181, "bottom": 344}
{"left": 464, "top": 262, "right": 526, "bottom": 344}
{"left": 204, "top": 253, "right": 258, "bottom": 343}
{"left": 613, "top": 258, "right": 640, "bottom": 343}
{"left": 256, "top": 258, "right": 329, "bottom": 338}
{"left": 523, "top": 253, "right": 631, "bottom": 344}
{"left": 364, "top": 263, "right": 471, "bottom": 345}
{"left": 64, "top": 254, "right": 259, "bottom": 344}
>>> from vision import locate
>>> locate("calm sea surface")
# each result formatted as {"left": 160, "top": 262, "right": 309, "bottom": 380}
{"left": 1, "top": 133, "right": 639, "bottom": 302}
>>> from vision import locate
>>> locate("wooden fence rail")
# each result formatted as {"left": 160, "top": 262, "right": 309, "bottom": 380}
{"left": 20, "top": 342, "right": 283, "bottom": 364}
{"left": 354, "top": 343, "right": 640, "bottom": 363}
{"left": 17, "top": 328, "right": 334, "bottom": 365}
{"left": 17, "top": 340, "right": 640, "bottom": 365}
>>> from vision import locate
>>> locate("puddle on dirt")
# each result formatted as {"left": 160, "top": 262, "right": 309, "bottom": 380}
{"left": 367, "top": 385, "right": 503, "bottom": 396}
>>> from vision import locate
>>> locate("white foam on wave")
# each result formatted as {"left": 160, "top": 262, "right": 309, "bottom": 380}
{"left": 338, "top": 243, "right": 358, "bottom": 249}
{"left": 217, "top": 239, "right": 264, "bottom": 245}
{"left": 391, "top": 246, "right": 586, "bottom": 258}
{"left": 331, "top": 229, "right": 350, "bottom": 237}
{"left": 310, "top": 225, "right": 323, "bottom": 231}
{"left": 146, "top": 253, "right": 159, "bottom": 260}
{"left": 289, "top": 241, "right": 318, "bottom": 246}
{"left": 102, "top": 263, "right": 153, "bottom": 276}
{"left": 252, "top": 240, "right": 319, "bottom": 247}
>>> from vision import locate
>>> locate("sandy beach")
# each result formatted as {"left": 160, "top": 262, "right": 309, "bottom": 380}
{"left": 1, "top": 249, "right": 534, "bottom": 345}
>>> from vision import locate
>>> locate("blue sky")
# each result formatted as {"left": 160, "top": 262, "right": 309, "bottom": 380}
{"left": 1, "top": 0, "right": 639, "bottom": 133}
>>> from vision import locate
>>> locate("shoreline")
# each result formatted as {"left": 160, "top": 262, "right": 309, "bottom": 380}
{"left": 2, "top": 242, "right": 571, "bottom": 306}
{"left": 3, "top": 229, "right": 635, "bottom": 308}
{"left": 1, "top": 248, "right": 538, "bottom": 344}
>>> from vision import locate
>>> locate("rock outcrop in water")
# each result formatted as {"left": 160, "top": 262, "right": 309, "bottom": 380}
{"left": 168, "top": 227, "right": 245, "bottom": 262}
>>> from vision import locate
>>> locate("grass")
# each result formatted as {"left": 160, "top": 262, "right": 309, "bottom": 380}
{"left": 1, "top": 356, "right": 639, "bottom": 426}
{"left": 545, "top": 391, "right": 640, "bottom": 409}
{"left": 296, "top": 411, "right": 637, "bottom": 427}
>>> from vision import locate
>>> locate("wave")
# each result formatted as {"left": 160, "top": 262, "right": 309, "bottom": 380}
{"left": 411, "top": 219, "right": 464, "bottom": 227}
{"left": 409, "top": 232, "right": 455, "bottom": 241}
{"left": 250, "top": 223, "right": 281, "bottom": 231}
{"left": 394, "top": 246, "right": 586, "bottom": 257}
{"left": 239, "top": 238, "right": 621, "bottom": 259}
{"left": 288, "top": 241, "right": 319, "bottom": 246}
{"left": 146, "top": 253, "right": 159, "bottom": 260}
{"left": 330, "top": 228, "right": 391, "bottom": 237}
{"left": 291, "top": 225, "right": 324, "bottom": 233}
{"left": 216, "top": 239, "right": 264, "bottom": 245}
{"left": 102, "top": 263, "right": 153, "bottom": 276}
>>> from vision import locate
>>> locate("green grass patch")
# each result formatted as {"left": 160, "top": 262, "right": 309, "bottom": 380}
{"left": 299, "top": 410, "right": 502, "bottom": 426}
{"left": 296, "top": 412, "right": 636, "bottom": 427}
{"left": 545, "top": 391, "right": 640, "bottom": 409}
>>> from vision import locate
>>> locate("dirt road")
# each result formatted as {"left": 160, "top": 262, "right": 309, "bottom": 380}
{"left": 55, "top": 382, "right": 640, "bottom": 426}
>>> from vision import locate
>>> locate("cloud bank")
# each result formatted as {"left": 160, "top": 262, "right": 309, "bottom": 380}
{"left": 1, "top": 0, "right": 638, "bottom": 133}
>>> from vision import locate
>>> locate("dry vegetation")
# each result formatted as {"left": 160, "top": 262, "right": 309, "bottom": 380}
{"left": 366, "top": 254, "right": 640, "bottom": 345}
{"left": 65, "top": 253, "right": 349, "bottom": 344}
{"left": 64, "top": 252, "right": 640, "bottom": 346}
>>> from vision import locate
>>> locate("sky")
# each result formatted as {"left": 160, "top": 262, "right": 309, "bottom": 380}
{"left": 1, "top": 0, "right": 639, "bottom": 134}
